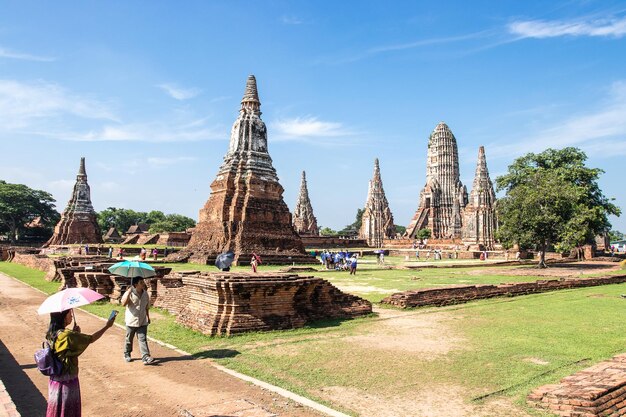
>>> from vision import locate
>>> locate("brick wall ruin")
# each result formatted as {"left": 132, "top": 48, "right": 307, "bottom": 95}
{"left": 528, "top": 354, "right": 626, "bottom": 416}
{"left": 154, "top": 271, "right": 372, "bottom": 336}
{"left": 381, "top": 274, "right": 626, "bottom": 308}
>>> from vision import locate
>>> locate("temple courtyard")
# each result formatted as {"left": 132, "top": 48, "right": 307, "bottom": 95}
{"left": 1, "top": 257, "right": 625, "bottom": 417}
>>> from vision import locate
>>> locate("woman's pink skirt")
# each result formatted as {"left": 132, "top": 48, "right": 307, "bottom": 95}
{"left": 46, "top": 375, "right": 81, "bottom": 417}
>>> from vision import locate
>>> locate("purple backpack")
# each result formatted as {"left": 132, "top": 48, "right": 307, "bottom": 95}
{"left": 34, "top": 340, "right": 63, "bottom": 377}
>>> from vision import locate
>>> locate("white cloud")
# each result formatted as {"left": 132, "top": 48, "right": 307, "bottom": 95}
{"left": 272, "top": 116, "right": 354, "bottom": 140}
{"left": 57, "top": 121, "right": 224, "bottom": 143}
{"left": 508, "top": 16, "right": 626, "bottom": 39}
{"left": 0, "top": 46, "right": 55, "bottom": 62}
{"left": 157, "top": 83, "right": 201, "bottom": 100}
{"left": 146, "top": 156, "right": 197, "bottom": 167}
{"left": 280, "top": 15, "right": 303, "bottom": 25}
{"left": 0, "top": 79, "right": 118, "bottom": 129}
{"left": 488, "top": 81, "right": 626, "bottom": 158}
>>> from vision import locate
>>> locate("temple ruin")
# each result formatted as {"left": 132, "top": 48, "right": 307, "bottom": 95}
{"left": 405, "top": 122, "right": 496, "bottom": 248}
{"left": 45, "top": 157, "right": 102, "bottom": 246}
{"left": 359, "top": 158, "right": 395, "bottom": 247}
{"left": 462, "top": 146, "right": 497, "bottom": 249}
{"left": 179, "top": 75, "right": 315, "bottom": 265}
{"left": 292, "top": 171, "right": 319, "bottom": 236}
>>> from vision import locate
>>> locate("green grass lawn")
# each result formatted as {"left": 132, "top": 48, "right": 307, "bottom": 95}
{"left": 2, "top": 259, "right": 625, "bottom": 416}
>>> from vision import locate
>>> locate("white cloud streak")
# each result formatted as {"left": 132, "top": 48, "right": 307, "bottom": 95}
{"left": 0, "top": 79, "right": 118, "bottom": 129}
{"left": 146, "top": 156, "right": 197, "bottom": 166}
{"left": 489, "top": 81, "right": 626, "bottom": 158}
{"left": 509, "top": 16, "right": 626, "bottom": 39}
{"left": 0, "top": 46, "right": 55, "bottom": 62}
{"left": 271, "top": 116, "right": 354, "bottom": 140}
{"left": 157, "top": 83, "right": 201, "bottom": 100}
{"left": 280, "top": 15, "right": 303, "bottom": 25}
{"left": 61, "top": 122, "right": 224, "bottom": 142}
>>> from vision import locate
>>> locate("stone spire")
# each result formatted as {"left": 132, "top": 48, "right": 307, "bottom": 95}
{"left": 359, "top": 158, "right": 395, "bottom": 247}
{"left": 45, "top": 157, "right": 102, "bottom": 246}
{"left": 406, "top": 122, "right": 467, "bottom": 239}
{"left": 462, "top": 146, "right": 497, "bottom": 249}
{"left": 181, "top": 76, "right": 315, "bottom": 265}
{"left": 293, "top": 171, "right": 319, "bottom": 236}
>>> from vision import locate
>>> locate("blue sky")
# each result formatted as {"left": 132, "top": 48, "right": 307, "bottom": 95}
{"left": 1, "top": 1, "right": 625, "bottom": 232}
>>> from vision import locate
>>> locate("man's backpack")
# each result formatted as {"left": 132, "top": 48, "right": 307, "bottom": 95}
{"left": 34, "top": 341, "right": 63, "bottom": 377}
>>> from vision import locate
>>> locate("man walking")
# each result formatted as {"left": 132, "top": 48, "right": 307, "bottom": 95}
{"left": 121, "top": 277, "right": 155, "bottom": 364}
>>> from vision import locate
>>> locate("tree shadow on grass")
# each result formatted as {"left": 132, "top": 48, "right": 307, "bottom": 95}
{"left": 193, "top": 349, "right": 240, "bottom": 359}
{"left": 0, "top": 339, "right": 47, "bottom": 417}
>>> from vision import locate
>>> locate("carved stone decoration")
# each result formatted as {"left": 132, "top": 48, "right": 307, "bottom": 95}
{"left": 359, "top": 158, "right": 396, "bottom": 247}
{"left": 406, "top": 122, "right": 468, "bottom": 239}
{"left": 462, "top": 146, "right": 497, "bottom": 249}
{"left": 293, "top": 171, "right": 319, "bottom": 236}
{"left": 180, "top": 75, "right": 315, "bottom": 265}
{"left": 45, "top": 157, "right": 102, "bottom": 246}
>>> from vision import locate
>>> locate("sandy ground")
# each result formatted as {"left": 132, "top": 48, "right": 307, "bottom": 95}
{"left": 0, "top": 272, "right": 321, "bottom": 417}
{"left": 466, "top": 260, "right": 621, "bottom": 278}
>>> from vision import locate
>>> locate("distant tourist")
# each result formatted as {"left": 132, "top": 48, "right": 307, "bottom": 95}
{"left": 78, "top": 246, "right": 82, "bottom": 255}
{"left": 140, "top": 247, "right": 147, "bottom": 261}
{"left": 415, "top": 250, "right": 420, "bottom": 261}
{"left": 118, "top": 247, "right": 124, "bottom": 259}
{"left": 84, "top": 244, "right": 89, "bottom": 255}
{"left": 164, "top": 247, "right": 169, "bottom": 257}
{"left": 96, "top": 244, "right": 102, "bottom": 256}
{"left": 250, "top": 255, "right": 258, "bottom": 273}
{"left": 152, "top": 248, "right": 158, "bottom": 261}
{"left": 108, "top": 246, "right": 113, "bottom": 258}
{"left": 515, "top": 251, "right": 521, "bottom": 261}
{"left": 121, "top": 277, "right": 155, "bottom": 365}
{"left": 45, "top": 309, "right": 115, "bottom": 416}
{"left": 349, "top": 254, "right": 358, "bottom": 275}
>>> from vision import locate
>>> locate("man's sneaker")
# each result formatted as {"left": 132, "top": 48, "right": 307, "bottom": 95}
{"left": 124, "top": 353, "right": 131, "bottom": 363}
{"left": 142, "top": 356, "right": 155, "bottom": 365}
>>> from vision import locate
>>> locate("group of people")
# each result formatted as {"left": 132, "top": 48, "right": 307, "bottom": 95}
{"left": 44, "top": 276, "right": 154, "bottom": 416}
{"left": 318, "top": 250, "right": 358, "bottom": 274}
{"left": 139, "top": 247, "right": 159, "bottom": 261}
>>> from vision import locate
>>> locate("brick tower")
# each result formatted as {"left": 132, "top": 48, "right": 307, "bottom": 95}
{"left": 45, "top": 157, "right": 102, "bottom": 246}
{"left": 359, "top": 158, "right": 395, "bottom": 247}
{"left": 406, "top": 122, "right": 468, "bottom": 239}
{"left": 293, "top": 171, "right": 319, "bottom": 236}
{"left": 462, "top": 146, "right": 497, "bottom": 249}
{"left": 182, "top": 75, "right": 315, "bottom": 265}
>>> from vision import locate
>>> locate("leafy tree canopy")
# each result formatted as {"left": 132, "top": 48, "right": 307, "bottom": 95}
{"left": 416, "top": 228, "right": 432, "bottom": 240}
{"left": 495, "top": 147, "right": 621, "bottom": 267}
{"left": 609, "top": 230, "right": 625, "bottom": 242}
{"left": 97, "top": 207, "right": 195, "bottom": 234}
{"left": 0, "top": 180, "right": 59, "bottom": 243}
{"left": 338, "top": 208, "right": 364, "bottom": 235}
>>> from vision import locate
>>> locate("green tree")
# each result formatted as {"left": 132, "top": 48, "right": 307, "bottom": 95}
{"left": 148, "top": 214, "right": 195, "bottom": 233}
{"left": 338, "top": 208, "right": 364, "bottom": 235}
{"left": 395, "top": 224, "right": 407, "bottom": 235}
{"left": 0, "top": 180, "right": 59, "bottom": 243}
{"left": 416, "top": 228, "right": 431, "bottom": 240}
{"left": 496, "top": 147, "right": 621, "bottom": 267}
{"left": 319, "top": 226, "right": 338, "bottom": 237}
{"left": 609, "top": 230, "right": 625, "bottom": 241}
{"left": 97, "top": 207, "right": 146, "bottom": 233}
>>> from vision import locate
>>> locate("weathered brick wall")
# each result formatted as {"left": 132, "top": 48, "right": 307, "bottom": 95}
{"left": 381, "top": 274, "right": 626, "bottom": 308}
{"left": 528, "top": 353, "right": 626, "bottom": 416}
{"left": 157, "top": 271, "right": 372, "bottom": 336}
{"left": 300, "top": 236, "right": 367, "bottom": 248}
{"left": 11, "top": 253, "right": 55, "bottom": 274}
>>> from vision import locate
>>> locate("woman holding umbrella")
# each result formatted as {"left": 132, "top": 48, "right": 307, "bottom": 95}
{"left": 45, "top": 308, "right": 115, "bottom": 417}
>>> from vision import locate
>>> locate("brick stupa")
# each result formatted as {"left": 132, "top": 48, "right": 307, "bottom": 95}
{"left": 359, "top": 159, "right": 395, "bottom": 247}
{"left": 462, "top": 146, "right": 497, "bottom": 249}
{"left": 182, "top": 75, "right": 316, "bottom": 265}
{"left": 292, "top": 171, "right": 319, "bottom": 236}
{"left": 406, "top": 122, "right": 468, "bottom": 239}
{"left": 45, "top": 157, "right": 102, "bottom": 246}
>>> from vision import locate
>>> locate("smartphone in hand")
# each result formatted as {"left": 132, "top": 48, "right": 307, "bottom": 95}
{"left": 108, "top": 310, "right": 119, "bottom": 321}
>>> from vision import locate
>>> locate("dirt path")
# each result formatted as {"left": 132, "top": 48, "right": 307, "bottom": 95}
{"left": 0, "top": 272, "right": 321, "bottom": 417}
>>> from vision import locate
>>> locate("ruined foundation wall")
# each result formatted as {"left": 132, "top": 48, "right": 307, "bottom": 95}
{"left": 528, "top": 353, "right": 626, "bottom": 416}
{"left": 160, "top": 271, "right": 372, "bottom": 336}
{"left": 382, "top": 274, "right": 626, "bottom": 308}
